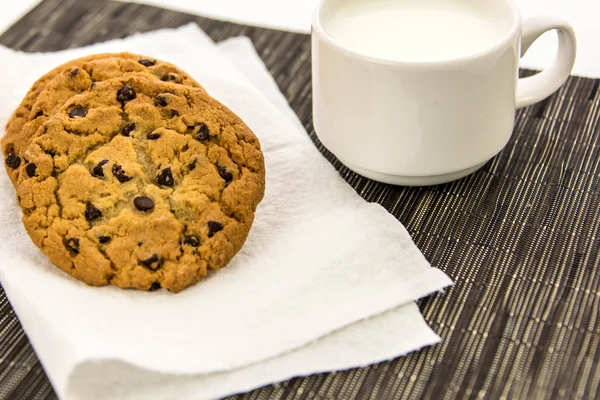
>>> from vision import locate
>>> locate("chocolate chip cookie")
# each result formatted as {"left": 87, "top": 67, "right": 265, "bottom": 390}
{"left": 3, "top": 52, "right": 202, "bottom": 186}
{"left": 15, "top": 74, "right": 265, "bottom": 293}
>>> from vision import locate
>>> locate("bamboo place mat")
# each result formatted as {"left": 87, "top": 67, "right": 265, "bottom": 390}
{"left": 1, "top": 0, "right": 599, "bottom": 399}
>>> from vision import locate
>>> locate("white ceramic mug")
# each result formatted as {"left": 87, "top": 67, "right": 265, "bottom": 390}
{"left": 311, "top": 0, "right": 577, "bottom": 186}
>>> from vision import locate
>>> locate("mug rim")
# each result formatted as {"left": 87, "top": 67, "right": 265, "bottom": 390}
{"left": 311, "top": 0, "right": 522, "bottom": 67}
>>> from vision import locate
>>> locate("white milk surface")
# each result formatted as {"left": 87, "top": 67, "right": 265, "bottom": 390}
{"left": 324, "top": 0, "right": 510, "bottom": 62}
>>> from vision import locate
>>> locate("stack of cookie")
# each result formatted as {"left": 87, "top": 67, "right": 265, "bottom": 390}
{"left": 1, "top": 53, "right": 265, "bottom": 293}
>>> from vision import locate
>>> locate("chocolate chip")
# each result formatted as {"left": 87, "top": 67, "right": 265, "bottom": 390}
{"left": 45, "top": 149, "right": 56, "bottom": 157}
{"left": 66, "top": 237, "right": 79, "bottom": 254}
{"left": 98, "top": 236, "right": 111, "bottom": 244}
{"left": 155, "top": 95, "right": 168, "bottom": 107}
{"left": 5, "top": 153, "right": 20, "bottom": 169}
{"left": 147, "top": 132, "right": 161, "bottom": 140}
{"left": 191, "top": 123, "right": 210, "bottom": 141}
{"left": 183, "top": 235, "right": 200, "bottom": 247}
{"left": 138, "top": 241, "right": 144, "bottom": 247}
{"left": 117, "top": 86, "right": 136, "bottom": 104}
{"left": 140, "top": 254, "right": 161, "bottom": 270}
{"left": 217, "top": 165, "right": 233, "bottom": 183}
{"left": 112, "top": 164, "right": 132, "bottom": 183}
{"left": 189, "top": 158, "right": 197, "bottom": 171}
{"left": 149, "top": 282, "right": 161, "bottom": 291}
{"left": 34, "top": 110, "right": 44, "bottom": 118}
{"left": 161, "top": 73, "right": 181, "bottom": 83}
{"left": 69, "top": 107, "right": 87, "bottom": 118}
{"left": 156, "top": 167, "right": 174, "bottom": 187}
{"left": 170, "top": 110, "right": 179, "bottom": 118}
{"left": 138, "top": 58, "right": 156, "bottom": 67}
{"left": 92, "top": 159, "right": 109, "bottom": 177}
{"left": 134, "top": 196, "right": 154, "bottom": 211}
{"left": 122, "top": 123, "right": 136, "bottom": 137}
{"left": 25, "top": 163, "right": 37, "bottom": 177}
{"left": 69, "top": 68, "right": 79, "bottom": 77}
{"left": 207, "top": 221, "right": 223, "bottom": 237}
{"left": 85, "top": 202, "right": 102, "bottom": 221}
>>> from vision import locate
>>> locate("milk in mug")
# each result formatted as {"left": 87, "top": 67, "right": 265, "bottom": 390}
{"left": 323, "top": 0, "right": 511, "bottom": 62}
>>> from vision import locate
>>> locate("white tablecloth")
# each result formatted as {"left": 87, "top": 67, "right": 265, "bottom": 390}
{"left": 1, "top": 0, "right": 598, "bottom": 77}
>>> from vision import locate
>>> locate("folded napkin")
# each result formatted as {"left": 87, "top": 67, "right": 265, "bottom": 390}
{"left": 0, "top": 24, "right": 452, "bottom": 400}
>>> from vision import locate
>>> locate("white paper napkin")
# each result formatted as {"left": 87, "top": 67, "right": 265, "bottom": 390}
{"left": 0, "top": 24, "right": 452, "bottom": 400}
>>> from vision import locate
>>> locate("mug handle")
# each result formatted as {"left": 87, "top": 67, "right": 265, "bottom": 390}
{"left": 516, "top": 16, "right": 577, "bottom": 109}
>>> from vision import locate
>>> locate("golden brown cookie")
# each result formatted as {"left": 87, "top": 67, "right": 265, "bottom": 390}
{"left": 2, "top": 52, "right": 202, "bottom": 186}
{"left": 16, "top": 74, "right": 265, "bottom": 293}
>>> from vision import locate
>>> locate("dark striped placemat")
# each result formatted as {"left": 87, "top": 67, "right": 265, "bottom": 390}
{"left": 1, "top": 0, "right": 599, "bottom": 399}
